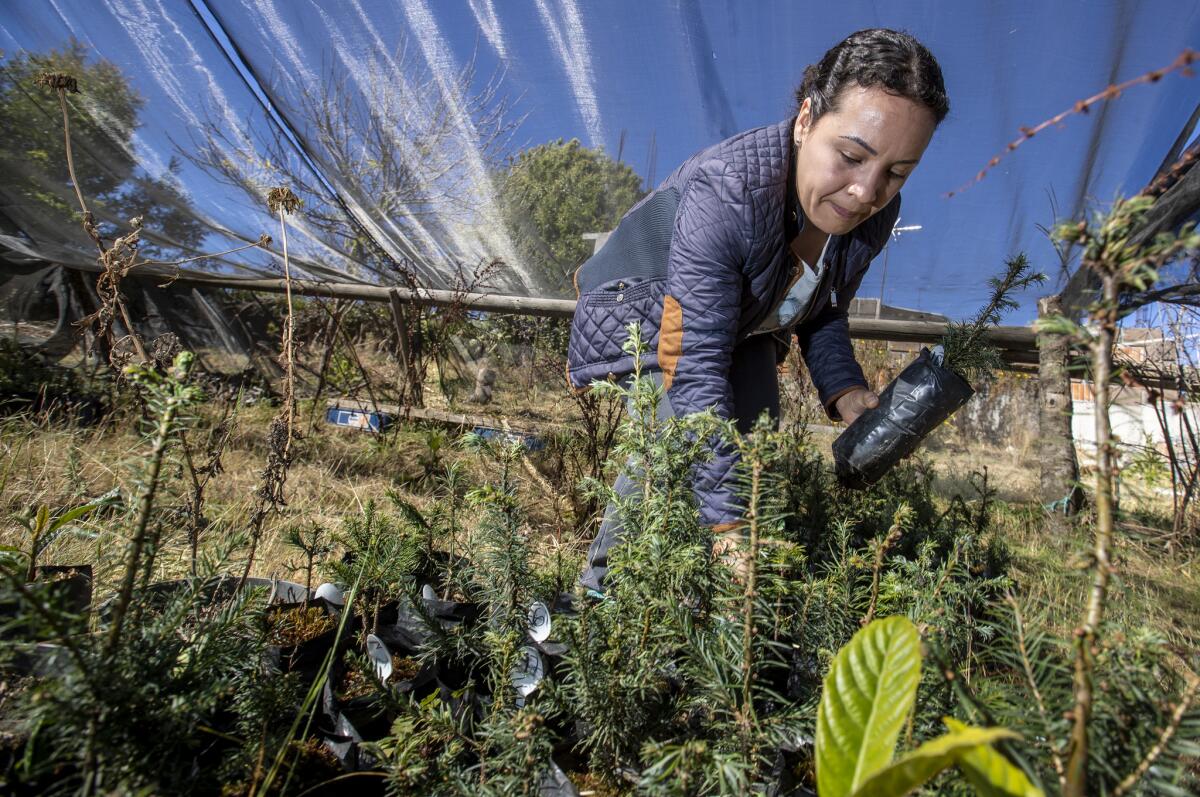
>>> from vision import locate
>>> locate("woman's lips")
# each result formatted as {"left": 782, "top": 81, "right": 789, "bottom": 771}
{"left": 829, "top": 202, "right": 858, "bottom": 220}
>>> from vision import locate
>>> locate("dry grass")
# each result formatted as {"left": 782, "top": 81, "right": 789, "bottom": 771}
{"left": 1, "top": 364, "right": 1196, "bottom": 654}
{"left": 0, "top": 391, "right": 590, "bottom": 597}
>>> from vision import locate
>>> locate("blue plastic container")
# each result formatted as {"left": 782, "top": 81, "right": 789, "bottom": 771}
{"left": 325, "top": 406, "right": 392, "bottom": 433}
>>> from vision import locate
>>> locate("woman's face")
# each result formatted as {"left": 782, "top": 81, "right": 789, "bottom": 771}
{"left": 793, "top": 85, "right": 937, "bottom": 236}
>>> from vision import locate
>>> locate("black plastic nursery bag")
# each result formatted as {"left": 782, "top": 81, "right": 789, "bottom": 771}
{"left": 833, "top": 347, "right": 974, "bottom": 490}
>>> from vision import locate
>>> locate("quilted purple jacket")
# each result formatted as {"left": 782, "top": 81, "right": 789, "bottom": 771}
{"left": 567, "top": 117, "right": 899, "bottom": 527}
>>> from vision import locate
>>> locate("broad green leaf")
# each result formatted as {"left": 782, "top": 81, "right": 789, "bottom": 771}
{"left": 851, "top": 723, "right": 1019, "bottom": 797}
{"left": 47, "top": 500, "right": 103, "bottom": 533}
{"left": 816, "top": 616, "right": 922, "bottom": 797}
{"left": 945, "top": 718, "right": 1043, "bottom": 797}
{"left": 34, "top": 499, "right": 106, "bottom": 559}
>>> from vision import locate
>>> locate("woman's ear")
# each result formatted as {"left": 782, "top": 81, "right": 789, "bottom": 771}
{"left": 794, "top": 97, "right": 812, "bottom": 146}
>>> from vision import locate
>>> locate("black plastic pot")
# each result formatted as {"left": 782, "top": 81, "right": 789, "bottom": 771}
{"left": 96, "top": 576, "right": 309, "bottom": 621}
{"left": 5, "top": 642, "right": 71, "bottom": 677}
{"left": 264, "top": 598, "right": 348, "bottom": 680}
{"left": 321, "top": 641, "right": 438, "bottom": 745}
{"left": 34, "top": 565, "right": 92, "bottom": 615}
{"left": 0, "top": 565, "right": 93, "bottom": 641}
{"left": 833, "top": 348, "right": 975, "bottom": 490}
{"left": 541, "top": 760, "right": 581, "bottom": 797}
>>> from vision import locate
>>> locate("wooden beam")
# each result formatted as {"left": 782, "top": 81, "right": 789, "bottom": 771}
{"left": 134, "top": 267, "right": 578, "bottom": 318}
{"left": 86, "top": 263, "right": 1041, "bottom": 354}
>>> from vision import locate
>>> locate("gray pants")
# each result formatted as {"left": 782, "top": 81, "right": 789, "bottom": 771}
{"left": 579, "top": 333, "right": 781, "bottom": 592}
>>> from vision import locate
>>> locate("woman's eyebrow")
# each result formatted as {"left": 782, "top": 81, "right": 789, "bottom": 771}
{"left": 839, "top": 134, "right": 920, "bottom": 165}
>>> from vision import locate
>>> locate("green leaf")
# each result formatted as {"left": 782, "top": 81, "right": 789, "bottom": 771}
{"left": 34, "top": 497, "right": 107, "bottom": 558}
{"left": 851, "top": 723, "right": 1019, "bottom": 797}
{"left": 816, "top": 616, "right": 922, "bottom": 797}
{"left": 945, "top": 718, "right": 1043, "bottom": 797}
{"left": 33, "top": 504, "right": 50, "bottom": 536}
{"left": 47, "top": 501, "right": 102, "bottom": 533}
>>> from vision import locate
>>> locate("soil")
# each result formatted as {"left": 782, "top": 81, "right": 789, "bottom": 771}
{"left": 335, "top": 654, "right": 422, "bottom": 701}
{"left": 391, "top": 654, "right": 421, "bottom": 681}
{"left": 267, "top": 605, "right": 335, "bottom": 646}
{"left": 568, "top": 770, "right": 629, "bottom": 797}
{"left": 218, "top": 736, "right": 342, "bottom": 796}
{"left": 37, "top": 566, "right": 88, "bottom": 583}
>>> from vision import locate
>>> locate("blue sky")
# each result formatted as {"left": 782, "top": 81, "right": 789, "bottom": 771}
{"left": 2, "top": 0, "right": 1198, "bottom": 323}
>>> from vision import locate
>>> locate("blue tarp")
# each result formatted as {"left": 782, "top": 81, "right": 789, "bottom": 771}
{"left": 1, "top": 1, "right": 1197, "bottom": 323}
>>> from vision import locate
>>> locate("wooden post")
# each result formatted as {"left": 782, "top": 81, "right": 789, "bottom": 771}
{"left": 308, "top": 301, "right": 345, "bottom": 429}
{"left": 1037, "top": 294, "right": 1083, "bottom": 516}
{"left": 388, "top": 289, "right": 423, "bottom": 408}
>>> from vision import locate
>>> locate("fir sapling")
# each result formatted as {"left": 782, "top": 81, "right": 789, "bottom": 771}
{"left": 939, "top": 253, "right": 1046, "bottom": 384}
{"left": 283, "top": 521, "right": 332, "bottom": 596}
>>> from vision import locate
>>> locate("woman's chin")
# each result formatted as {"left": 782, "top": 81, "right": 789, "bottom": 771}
{"left": 819, "top": 212, "right": 862, "bottom": 235}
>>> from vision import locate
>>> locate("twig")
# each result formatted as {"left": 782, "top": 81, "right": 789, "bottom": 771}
{"left": 948, "top": 49, "right": 1198, "bottom": 197}
{"left": 150, "top": 234, "right": 273, "bottom": 281}
{"left": 1064, "top": 271, "right": 1119, "bottom": 797}
{"left": 741, "top": 454, "right": 762, "bottom": 728}
{"left": 1112, "top": 668, "right": 1200, "bottom": 797}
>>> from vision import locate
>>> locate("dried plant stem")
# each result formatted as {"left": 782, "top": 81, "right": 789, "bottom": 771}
{"left": 241, "top": 200, "right": 299, "bottom": 587}
{"left": 120, "top": 311, "right": 149, "bottom": 362}
{"left": 1064, "top": 271, "right": 1119, "bottom": 797}
{"left": 47, "top": 76, "right": 148, "bottom": 362}
{"left": 105, "top": 386, "right": 180, "bottom": 656}
{"left": 179, "top": 433, "right": 204, "bottom": 576}
{"left": 279, "top": 207, "right": 297, "bottom": 460}
{"left": 863, "top": 508, "right": 906, "bottom": 626}
{"left": 55, "top": 88, "right": 89, "bottom": 222}
{"left": 180, "top": 401, "right": 235, "bottom": 576}
{"left": 1112, "top": 669, "right": 1200, "bottom": 797}
{"left": 147, "top": 235, "right": 272, "bottom": 275}
{"left": 1006, "top": 591, "right": 1066, "bottom": 785}
{"left": 740, "top": 456, "right": 761, "bottom": 726}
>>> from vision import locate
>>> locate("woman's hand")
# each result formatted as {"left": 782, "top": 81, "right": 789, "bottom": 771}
{"left": 835, "top": 387, "right": 879, "bottom": 425}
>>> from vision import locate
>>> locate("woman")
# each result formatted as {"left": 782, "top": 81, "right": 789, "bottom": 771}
{"left": 567, "top": 29, "right": 949, "bottom": 591}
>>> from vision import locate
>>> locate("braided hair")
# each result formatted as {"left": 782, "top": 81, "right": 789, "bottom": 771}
{"left": 796, "top": 29, "right": 949, "bottom": 126}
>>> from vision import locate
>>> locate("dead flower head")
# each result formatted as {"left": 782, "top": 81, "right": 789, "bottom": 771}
{"left": 266, "top": 187, "right": 302, "bottom": 215}
{"left": 36, "top": 72, "right": 79, "bottom": 93}
{"left": 150, "top": 333, "right": 182, "bottom": 368}
{"left": 109, "top": 335, "right": 140, "bottom": 369}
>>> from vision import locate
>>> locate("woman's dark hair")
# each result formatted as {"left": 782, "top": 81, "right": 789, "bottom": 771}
{"left": 796, "top": 28, "right": 949, "bottom": 126}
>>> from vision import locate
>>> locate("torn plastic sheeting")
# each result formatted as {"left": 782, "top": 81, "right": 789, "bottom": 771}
{"left": 833, "top": 347, "right": 974, "bottom": 490}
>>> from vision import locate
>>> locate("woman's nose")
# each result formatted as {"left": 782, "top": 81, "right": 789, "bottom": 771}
{"left": 849, "top": 170, "right": 886, "bottom": 208}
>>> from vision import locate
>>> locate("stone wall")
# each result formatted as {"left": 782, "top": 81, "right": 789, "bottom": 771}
{"left": 951, "top": 372, "right": 1040, "bottom": 451}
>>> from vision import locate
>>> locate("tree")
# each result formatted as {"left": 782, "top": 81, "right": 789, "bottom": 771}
{"left": 186, "top": 44, "right": 519, "bottom": 288}
{"left": 499, "top": 139, "right": 645, "bottom": 297}
{"left": 0, "top": 41, "right": 205, "bottom": 259}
